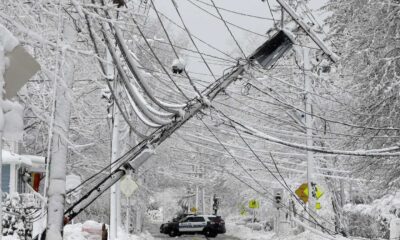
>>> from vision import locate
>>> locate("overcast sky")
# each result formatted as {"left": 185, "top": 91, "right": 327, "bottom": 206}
{"left": 150, "top": 0, "right": 328, "bottom": 82}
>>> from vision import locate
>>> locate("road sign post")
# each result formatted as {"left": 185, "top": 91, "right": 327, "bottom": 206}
{"left": 120, "top": 174, "right": 138, "bottom": 235}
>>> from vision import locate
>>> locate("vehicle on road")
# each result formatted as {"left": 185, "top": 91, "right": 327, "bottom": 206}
{"left": 160, "top": 215, "right": 226, "bottom": 238}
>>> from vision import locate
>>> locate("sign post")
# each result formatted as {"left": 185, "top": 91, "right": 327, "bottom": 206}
{"left": 120, "top": 174, "right": 138, "bottom": 234}
{"left": 248, "top": 199, "right": 259, "bottom": 223}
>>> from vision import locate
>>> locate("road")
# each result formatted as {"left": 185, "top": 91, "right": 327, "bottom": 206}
{"left": 146, "top": 223, "right": 241, "bottom": 240}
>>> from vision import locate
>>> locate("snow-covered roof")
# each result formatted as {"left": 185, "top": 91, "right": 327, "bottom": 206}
{"left": 2, "top": 150, "right": 31, "bottom": 166}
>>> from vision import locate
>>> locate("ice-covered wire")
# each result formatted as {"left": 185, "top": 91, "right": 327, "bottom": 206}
{"left": 85, "top": 14, "right": 147, "bottom": 138}
{"left": 101, "top": 22, "right": 173, "bottom": 125}
{"left": 99, "top": 4, "right": 186, "bottom": 111}
{"left": 150, "top": 0, "right": 202, "bottom": 97}
{"left": 216, "top": 108, "right": 400, "bottom": 156}
{"left": 155, "top": 9, "right": 237, "bottom": 61}
{"left": 171, "top": 0, "right": 218, "bottom": 81}
{"left": 123, "top": 87, "right": 162, "bottom": 128}
{"left": 192, "top": 0, "right": 275, "bottom": 21}
{"left": 249, "top": 82, "right": 400, "bottom": 131}
{"left": 114, "top": 21, "right": 191, "bottom": 104}
{"left": 186, "top": 0, "right": 268, "bottom": 38}
{"left": 209, "top": 0, "right": 247, "bottom": 59}
{"left": 265, "top": 0, "right": 277, "bottom": 25}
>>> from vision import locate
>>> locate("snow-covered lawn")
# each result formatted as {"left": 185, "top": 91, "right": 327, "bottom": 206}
{"left": 225, "top": 221, "right": 352, "bottom": 240}
{"left": 64, "top": 221, "right": 155, "bottom": 240}
{"left": 225, "top": 222, "right": 275, "bottom": 240}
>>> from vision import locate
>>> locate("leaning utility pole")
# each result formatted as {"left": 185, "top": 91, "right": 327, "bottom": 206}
{"left": 64, "top": 30, "right": 295, "bottom": 222}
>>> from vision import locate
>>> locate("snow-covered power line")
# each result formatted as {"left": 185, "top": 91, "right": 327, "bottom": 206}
{"left": 209, "top": 0, "right": 247, "bottom": 59}
{"left": 149, "top": 0, "right": 202, "bottom": 97}
{"left": 186, "top": 0, "right": 269, "bottom": 38}
{"left": 84, "top": 14, "right": 147, "bottom": 138}
{"left": 192, "top": 0, "right": 275, "bottom": 21}
{"left": 154, "top": 9, "right": 237, "bottom": 61}
{"left": 171, "top": 0, "right": 218, "bottom": 81}
{"left": 101, "top": 22, "right": 173, "bottom": 125}
{"left": 218, "top": 110, "right": 400, "bottom": 156}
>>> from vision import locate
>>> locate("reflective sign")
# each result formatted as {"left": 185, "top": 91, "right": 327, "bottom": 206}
{"left": 295, "top": 183, "right": 324, "bottom": 204}
{"left": 120, "top": 175, "right": 138, "bottom": 197}
{"left": 249, "top": 199, "right": 259, "bottom": 209}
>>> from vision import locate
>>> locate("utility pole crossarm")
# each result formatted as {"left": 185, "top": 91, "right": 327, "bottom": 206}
{"left": 63, "top": 30, "right": 294, "bottom": 223}
{"left": 275, "top": 0, "right": 340, "bottom": 63}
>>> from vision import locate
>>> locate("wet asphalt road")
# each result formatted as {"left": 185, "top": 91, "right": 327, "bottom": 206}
{"left": 146, "top": 223, "right": 241, "bottom": 240}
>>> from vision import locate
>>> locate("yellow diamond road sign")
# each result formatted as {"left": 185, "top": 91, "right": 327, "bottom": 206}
{"left": 120, "top": 175, "right": 138, "bottom": 197}
{"left": 249, "top": 199, "right": 259, "bottom": 209}
{"left": 295, "top": 183, "right": 324, "bottom": 204}
{"left": 304, "top": 185, "right": 324, "bottom": 199}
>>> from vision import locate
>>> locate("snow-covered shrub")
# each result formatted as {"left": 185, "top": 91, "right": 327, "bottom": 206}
{"left": 343, "top": 193, "right": 400, "bottom": 239}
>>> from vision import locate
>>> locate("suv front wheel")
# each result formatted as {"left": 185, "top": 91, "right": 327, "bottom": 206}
{"left": 203, "top": 228, "right": 217, "bottom": 238}
{"left": 169, "top": 228, "right": 179, "bottom": 237}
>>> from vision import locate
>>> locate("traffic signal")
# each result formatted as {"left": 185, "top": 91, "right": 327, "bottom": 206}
{"left": 273, "top": 188, "right": 284, "bottom": 209}
{"left": 275, "top": 193, "right": 282, "bottom": 208}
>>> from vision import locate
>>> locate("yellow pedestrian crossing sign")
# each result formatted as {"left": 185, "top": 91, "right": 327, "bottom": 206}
{"left": 190, "top": 207, "right": 197, "bottom": 213}
{"left": 304, "top": 185, "right": 324, "bottom": 199}
{"left": 249, "top": 199, "right": 259, "bottom": 209}
{"left": 295, "top": 183, "right": 324, "bottom": 204}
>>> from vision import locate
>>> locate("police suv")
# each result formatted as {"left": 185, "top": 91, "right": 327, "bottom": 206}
{"left": 160, "top": 215, "right": 226, "bottom": 238}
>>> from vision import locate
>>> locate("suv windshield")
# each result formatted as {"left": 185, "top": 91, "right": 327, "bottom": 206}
{"left": 208, "top": 216, "right": 222, "bottom": 222}
{"left": 192, "top": 217, "right": 205, "bottom": 222}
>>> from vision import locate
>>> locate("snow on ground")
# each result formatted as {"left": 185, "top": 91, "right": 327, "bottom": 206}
{"left": 225, "top": 222, "right": 275, "bottom": 240}
{"left": 64, "top": 221, "right": 155, "bottom": 240}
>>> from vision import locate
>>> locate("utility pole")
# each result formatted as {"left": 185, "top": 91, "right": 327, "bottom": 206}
{"left": 109, "top": 50, "right": 120, "bottom": 240}
{"left": 195, "top": 165, "right": 199, "bottom": 212}
{"left": 202, "top": 187, "right": 205, "bottom": 214}
{"left": 195, "top": 185, "right": 199, "bottom": 212}
{"left": 304, "top": 47, "right": 316, "bottom": 223}
{"left": 201, "top": 165, "right": 205, "bottom": 214}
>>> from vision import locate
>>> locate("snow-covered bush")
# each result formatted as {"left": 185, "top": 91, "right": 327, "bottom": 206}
{"left": 343, "top": 193, "right": 400, "bottom": 239}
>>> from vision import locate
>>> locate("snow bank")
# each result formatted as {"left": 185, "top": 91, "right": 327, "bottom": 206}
{"left": 64, "top": 223, "right": 86, "bottom": 240}
{"left": 64, "top": 222, "right": 155, "bottom": 240}
{"left": 120, "top": 231, "right": 155, "bottom": 240}
{"left": 3, "top": 236, "right": 20, "bottom": 240}
{"left": 225, "top": 222, "right": 275, "bottom": 240}
{"left": 283, "top": 231, "right": 348, "bottom": 240}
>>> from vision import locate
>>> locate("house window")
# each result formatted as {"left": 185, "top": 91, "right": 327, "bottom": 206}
{"left": 2, "top": 165, "right": 10, "bottom": 193}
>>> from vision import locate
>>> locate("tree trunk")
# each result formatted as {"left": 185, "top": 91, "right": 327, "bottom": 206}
{"left": 45, "top": 18, "right": 76, "bottom": 240}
